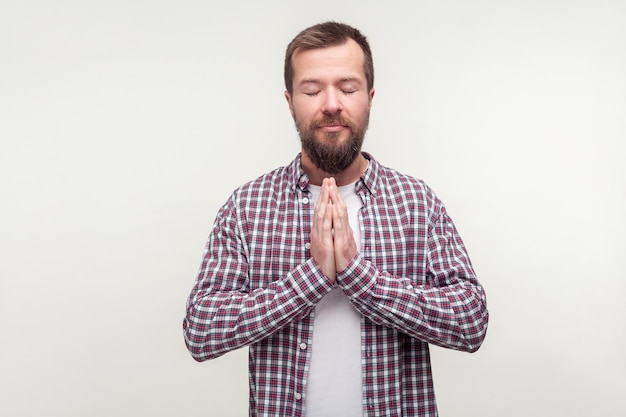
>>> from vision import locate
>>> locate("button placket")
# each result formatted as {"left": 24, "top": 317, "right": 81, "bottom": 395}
{"left": 300, "top": 188, "right": 313, "bottom": 253}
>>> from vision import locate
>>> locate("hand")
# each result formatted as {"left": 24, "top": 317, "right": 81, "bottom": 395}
{"left": 310, "top": 178, "right": 337, "bottom": 283}
{"left": 327, "top": 178, "right": 358, "bottom": 273}
{"left": 310, "top": 178, "right": 358, "bottom": 283}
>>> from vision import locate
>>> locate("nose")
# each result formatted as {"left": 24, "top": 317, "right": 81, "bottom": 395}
{"left": 321, "top": 89, "right": 343, "bottom": 115}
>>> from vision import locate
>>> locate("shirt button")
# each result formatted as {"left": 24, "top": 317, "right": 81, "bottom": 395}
{"left": 295, "top": 392, "right": 302, "bottom": 400}
{"left": 304, "top": 242, "right": 311, "bottom": 250}
{"left": 302, "top": 197, "right": 309, "bottom": 204}
{"left": 300, "top": 343, "right": 307, "bottom": 350}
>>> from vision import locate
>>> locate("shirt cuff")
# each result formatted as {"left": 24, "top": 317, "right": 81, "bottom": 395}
{"left": 336, "top": 253, "right": 377, "bottom": 300}
{"left": 290, "top": 258, "right": 335, "bottom": 305}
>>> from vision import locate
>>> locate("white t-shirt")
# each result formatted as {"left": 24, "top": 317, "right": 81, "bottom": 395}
{"left": 305, "top": 181, "right": 363, "bottom": 417}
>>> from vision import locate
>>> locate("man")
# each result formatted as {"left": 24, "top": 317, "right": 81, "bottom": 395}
{"left": 184, "top": 22, "right": 488, "bottom": 417}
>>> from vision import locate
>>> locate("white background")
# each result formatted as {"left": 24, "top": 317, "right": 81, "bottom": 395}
{"left": 1, "top": 1, "right": 625, "bottom": 416}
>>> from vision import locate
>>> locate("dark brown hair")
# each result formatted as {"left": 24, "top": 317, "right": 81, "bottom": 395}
{"left": 284, "top": 22, "right": 374, "bottom": 94}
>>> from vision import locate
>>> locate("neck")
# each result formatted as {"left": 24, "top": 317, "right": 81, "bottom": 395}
{"left": 301, "top": 152, "right": 367, "bottom": 186}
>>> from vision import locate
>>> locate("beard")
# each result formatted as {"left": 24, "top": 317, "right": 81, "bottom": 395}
{"left": 297, "top": 112, "right": 370, "bottom": 174}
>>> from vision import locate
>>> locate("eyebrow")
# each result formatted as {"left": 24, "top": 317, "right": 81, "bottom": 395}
{"left": 298, "top": 78, "right": 321, "bottom": 86}
{"left": 298, "top": 77, "right": 362, "bottom": 86}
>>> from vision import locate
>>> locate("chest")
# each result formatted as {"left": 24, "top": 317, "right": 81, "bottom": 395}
{"left": 242, "top": 192, "right": 427, "bottom": 287}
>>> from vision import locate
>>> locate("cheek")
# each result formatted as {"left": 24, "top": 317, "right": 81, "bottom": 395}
{"left": 351, "top": 102, "right": 371, "bottom": 122}
{"left": 291, "top": 110, "right": 307, "bottom": 132}
{"left": 292, "top": 103, "right": 315, "bottom": 124}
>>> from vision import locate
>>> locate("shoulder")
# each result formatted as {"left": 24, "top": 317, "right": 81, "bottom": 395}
{"left": 371, "top": 157, "right": 437, "bottom": 203}
{"left": 211, "top": 163, "right": 293, "bottom": 231}
{"left": 233, "top": 164, "right": 294, "bottom": 200}
{"left": 220, "top": 157, "right": 299, "bottom": 214}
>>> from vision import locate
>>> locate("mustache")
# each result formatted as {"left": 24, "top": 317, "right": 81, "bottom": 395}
{"left": 310, "top": 115, "right": 355, "bottom": 129}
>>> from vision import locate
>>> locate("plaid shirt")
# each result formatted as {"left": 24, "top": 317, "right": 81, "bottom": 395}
{"left": 184, "top": 153, "right": 488, "bottom": 417}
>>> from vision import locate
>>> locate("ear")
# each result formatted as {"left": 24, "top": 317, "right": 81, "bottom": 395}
{"left": 285, "top": 90, "right": 295, "bottom": 118}
{"left": 368, "top": 87, "right": 375, "bottom": 109}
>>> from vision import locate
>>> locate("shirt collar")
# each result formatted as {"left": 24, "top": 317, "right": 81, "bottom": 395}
{"left": 291, "top": 152, "right": 379, "bottom": 197}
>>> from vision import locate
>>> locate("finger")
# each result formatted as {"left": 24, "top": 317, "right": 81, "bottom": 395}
{"left": 326, "top": 180, "right": 357, "bottom": 273}
{"left": 331, "top": 196, "right": 351, "bottom": 238}
{"left": 314, "top": 178, "right": 328, "bottom": 209}
{"left": 332, "top": 204, "right": 357, "bottom": 273}
{"left": 309, "top": 178, "right": 337, "bottom": 282}
{"left": 314, "top": 178, "right": 330, "bottom": 222}
{"left": 313, "top": 180, "right": 334, "bottom": 245}
{"left": 328, "top": 182, "right": 349, "bottom": 229}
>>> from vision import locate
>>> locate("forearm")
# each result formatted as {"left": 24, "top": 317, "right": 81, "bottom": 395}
{"left": 337, "top": 254, "right": 488, "bottom": 352}
{"left": 184, "top": 259, "right": 332, "bottom": 361}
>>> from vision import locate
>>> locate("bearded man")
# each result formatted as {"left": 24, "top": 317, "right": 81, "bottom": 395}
{"left": 184, "top": 21, "right": 489, "bottom": 417}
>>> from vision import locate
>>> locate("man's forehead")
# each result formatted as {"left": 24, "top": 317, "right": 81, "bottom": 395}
{"left": 291, "top": 40, "right": 366, "bottom": 79}
{"left": 292, "top": 38, "right": 362, "bottom": 59}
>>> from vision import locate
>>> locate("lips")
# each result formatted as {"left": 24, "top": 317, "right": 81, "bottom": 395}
{"left": 313, "top": 116, "right": 351, "bottom": 130}
{"left": 317, "top": 124, "right": 347, "bottom": 132}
